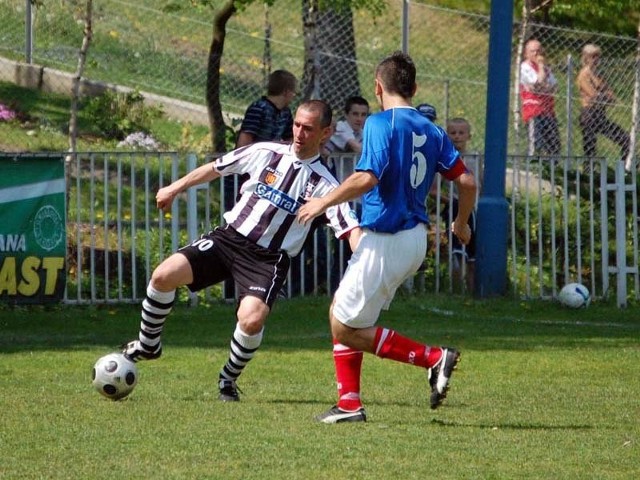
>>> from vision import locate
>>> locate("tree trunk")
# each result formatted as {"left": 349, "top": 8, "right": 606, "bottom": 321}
{"left": 301, "top": 0, "right": 319, "bottom": 100}
{"left": 301, "top": 2, "right": 360, "bottom": 110}
{"left": 207, "top": 0, "right": 236, "bottom": 153}
{"left": 625, "top": 18, "right": 640, "bottom": 171}
{"left": 68, "top": 0, "right": 93, "bottom": 157}
{"left": 533, "top": 0, "right": 554, "bottom": 24}
{"left": 513, "top": 0, "right": 533, "bottom": 153}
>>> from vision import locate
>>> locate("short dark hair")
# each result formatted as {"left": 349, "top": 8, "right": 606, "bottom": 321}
{"left": 344, "top": 96, "right": 369, "bottom": 115}
{"left": 375, "top": 51, "right": 416, "bottom": 99}
{"left": 267, "top": 70, "right": 297, "bottom": 96}
{"left": 298, "top": 99, "right": 332, "bottom": 128}
{"left": 416, "top": 103, "right": 437, "bottom": 121}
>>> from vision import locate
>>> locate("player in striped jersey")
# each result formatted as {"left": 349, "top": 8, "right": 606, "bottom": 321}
{"left": 122, "top": 100, "right": 360, "bottom": 401}
{"left": 298, "top": 52, "right": 477, "bottom": 423}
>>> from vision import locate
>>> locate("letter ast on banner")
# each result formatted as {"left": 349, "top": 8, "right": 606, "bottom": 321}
{"left": 0, "top": 155, "right": 66, "bottom": 304}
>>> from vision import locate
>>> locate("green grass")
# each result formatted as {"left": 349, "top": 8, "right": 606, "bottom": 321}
{"left": 3, "top": 0, "right": 637, "bottom": 159}
{"left": 1, "top": 295, "right": 638, "bottom": 479}
{"left": 0, "top": 81, "right": 212, "bottom": 152}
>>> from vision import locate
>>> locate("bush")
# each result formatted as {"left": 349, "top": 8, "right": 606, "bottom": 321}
{"left": 84, "top": 90, "right": 163, "bottom": 140}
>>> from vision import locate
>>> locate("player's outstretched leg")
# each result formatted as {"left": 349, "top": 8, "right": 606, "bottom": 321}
{"left": 122, "top": 285, "right": 175, "bottom": 362}
{"left": 428, "top": 347, "right": 460, "bottom": 409}
{"left": 218, "top": 325, "right": 263, "bottom": 402}
{"left": 371, "top": 327, "right": 461, "bottom": 410}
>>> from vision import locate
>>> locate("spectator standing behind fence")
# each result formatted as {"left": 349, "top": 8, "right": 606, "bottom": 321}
{"left": 121, "top": 100, "right": 360, "bottom": 403}
{"left": 235, "top": 70, "right": 297, "bottom": 148}
{"left": 417, "top": 106, "right": 479, "bottom": 294}
{"left": 576, "top": 44, "right": 630, "bottom": 162}
{"left": 325, "top": 96, "right": 370, "bottom": 155}
{"left": 416, "top": 109, "right": 477, "bottom": 292}
{"left": 520, "top": 39, "right": 561, "bottom": 156}
{"left": 416, "top": 102, "right": 437, "bottom": 122}
{"left": 444, "top": 118, "right": 480, "bottom": 294}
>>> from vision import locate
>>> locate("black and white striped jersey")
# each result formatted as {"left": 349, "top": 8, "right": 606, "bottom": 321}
{"left": 214, "top": 142, "right": 359, "bottom": 256}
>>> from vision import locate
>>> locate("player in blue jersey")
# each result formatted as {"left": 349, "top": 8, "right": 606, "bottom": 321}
{"left": 121, "top": 100, "right": 360, "bottom": 402}
{"left": 298, "top": 51, "right": 477, "bottom": 423}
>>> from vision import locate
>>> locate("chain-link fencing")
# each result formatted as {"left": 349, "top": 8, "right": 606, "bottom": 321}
{"left": 0, "top": 0, "right": 638, "bottom": 162}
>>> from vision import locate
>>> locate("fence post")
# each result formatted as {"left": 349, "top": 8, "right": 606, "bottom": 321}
{"left": 185, "top": 153, "right": 199, "bottom": 305}
{"left": 601, "top": 161, "right": 610, "bottom": 298}
{"left": 443, "top": 79, "right": 450, "bottom": 121}
{"left": 401, "top": 0, "right": 409, "bottom": 53}
{"left": 565, "top": 54, "right": 574, "bottom": 158}
{"left": 170, "top": 156, "right": 180, "bottom": 252}
{"left": 614, "top": 160, "right": 633, "bottom": 307}
{"left": 186, "top": 153, "right": 199, "bottom": 244}
{"left": 626, "top": 29, "right": 640, "bottom": 172}
{"left": 475, "top": 0, "right": 513, "bottom": 297}
{"left": 25, "top": 0, "right": 33, "bottom": 63}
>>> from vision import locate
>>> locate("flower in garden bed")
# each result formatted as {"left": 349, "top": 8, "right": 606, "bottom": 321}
{"left": 117, "top": 131, "right": 161, "bottom": 150}
{"left": 0, "top": 103, "right": 17, "bottom": 122}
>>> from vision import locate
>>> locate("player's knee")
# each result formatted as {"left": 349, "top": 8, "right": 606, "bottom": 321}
{"left": 150, "top": 256, "right": 188, "bottom": 291}
{"left": 237, "top": 296, "right": 269, "bottom": 334}
{"left": 329, "top": 315, "right": 351, "bottom": 344}
{"left": 237, "top": 317, "right": 264, "bottom": 335}
{"left": 150, "top": 266, "right": 176, "bottom": 291}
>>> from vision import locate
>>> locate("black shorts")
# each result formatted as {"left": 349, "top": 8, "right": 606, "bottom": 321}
{"left": 178, "top": 226, "right": 290, "bottom": 308}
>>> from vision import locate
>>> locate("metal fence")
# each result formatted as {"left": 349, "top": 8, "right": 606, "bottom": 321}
{"left": 1, "top": 0, "right": 638, "bottom": 163}
{"left": 34, "top": 152, "right": 634, "bottom": 306}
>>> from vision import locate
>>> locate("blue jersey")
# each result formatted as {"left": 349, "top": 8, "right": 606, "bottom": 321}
{"left": 356, "top": 106, "right": 462, "bottom": 233}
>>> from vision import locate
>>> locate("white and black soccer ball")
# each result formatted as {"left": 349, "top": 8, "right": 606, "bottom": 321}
{"left": 92, "top": 352, "right": 138, "bottom": 400}
{"left": 558, "top": 282, "right": 591, "bottom": 308}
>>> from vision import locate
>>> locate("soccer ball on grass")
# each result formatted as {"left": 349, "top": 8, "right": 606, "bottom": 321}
{"left": 92, "top": 352, "right": 138, "bottom": 400}
{"left": 558, "top": 282, "right": 591, "bottom": 308}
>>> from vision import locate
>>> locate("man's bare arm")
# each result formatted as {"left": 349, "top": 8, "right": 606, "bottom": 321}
{"left": 157, "top": 163, "right": 220, "bottom": 211}
{"left": 450, "top": 171, "right": 477, "bottom": 245}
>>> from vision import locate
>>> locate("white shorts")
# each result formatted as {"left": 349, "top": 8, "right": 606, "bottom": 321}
{"left": 332, "top": 223, "right": 427, "bottom": 329}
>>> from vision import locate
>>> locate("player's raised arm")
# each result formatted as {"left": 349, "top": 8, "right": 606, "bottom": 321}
{"left": 156, "top": 162, "right": 220, "bottom": 211}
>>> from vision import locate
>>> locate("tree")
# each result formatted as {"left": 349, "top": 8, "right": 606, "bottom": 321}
{"left": 301, "top": 0, "right": 384, "bottom": 110}
{"left": 68, "top": 0, "right": 93, "bottom": 156}
{"left": 428, "top": 1, "right": 639, "bottom": 37}
{"left": 166, "top": 0, "right": 384, "bottom": 152}
{"left": 625, "top": 18, "right": 640, "bottom": 171}
{"left": 164, "top": 0, "right": 271, "bottom": 153}
{"left": 512, "top": 0, "right": 534, "bottom": 139}
{"left": 548, "top": 0, "right": 639, "bottom": 37}
{"left": 166, "top": 0, "right": 272, "bottom": 153}
{"left": 206, "top": 0, "right": 237, "bottom": 152}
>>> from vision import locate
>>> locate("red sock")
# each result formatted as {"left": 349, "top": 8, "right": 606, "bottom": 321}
{"left": 333, "top": 339, "right": 364, "bottom": 411}
{"left": 373, "top": 327, "right": 442, "bottom": 368}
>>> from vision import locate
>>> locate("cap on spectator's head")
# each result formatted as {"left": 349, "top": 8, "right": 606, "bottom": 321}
{"left": 416, "top": 103, "right": 437, "bottom": 121}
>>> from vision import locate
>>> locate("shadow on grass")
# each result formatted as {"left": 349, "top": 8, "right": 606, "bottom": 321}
{"left": 430, "top": 418, "right": 594, "bottom": 431}
{"left": 1, "top": 295, "right": 639, "bottom": 355}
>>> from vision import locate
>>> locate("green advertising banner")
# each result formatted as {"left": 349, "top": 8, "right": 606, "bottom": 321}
{"left": 0, "top": 155, "right": 66, "bottom": 304}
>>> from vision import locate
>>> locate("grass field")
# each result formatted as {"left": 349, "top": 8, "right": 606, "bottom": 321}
{"left": 1, "top": 295, "right": 638, "bottom": 479}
